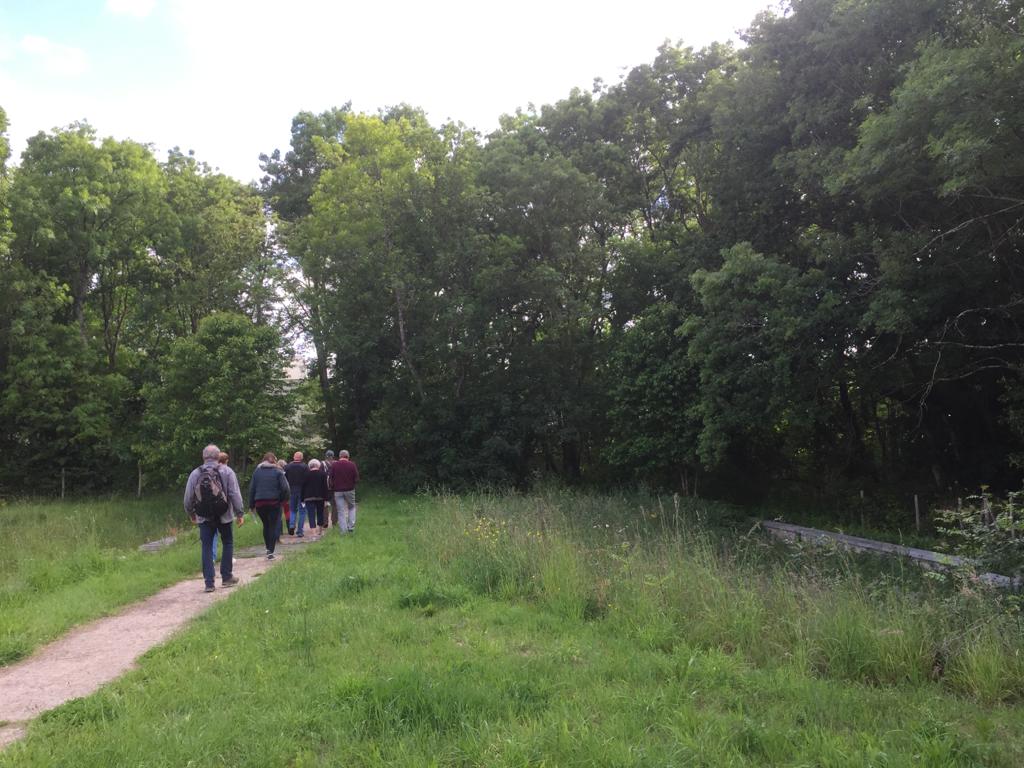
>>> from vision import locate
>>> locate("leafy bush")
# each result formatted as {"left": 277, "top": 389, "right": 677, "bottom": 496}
{"left": 935, "top": 490, "right": 1024, "bottom": 576}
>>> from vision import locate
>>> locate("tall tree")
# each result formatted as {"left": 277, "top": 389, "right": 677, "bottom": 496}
{"left": 141, "top": 312, "right": 291, "bottom": 483}
{"left": 261, "top": 106, "right": 353, "bottom": 448}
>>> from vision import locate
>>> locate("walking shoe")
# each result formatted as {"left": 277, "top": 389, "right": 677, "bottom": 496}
{"left": 288, "top": 527, "right": 295, "bottom": 536}
{"left": 222, "top": 576, "right": 240, "bottom": 587}
{"left": 204, "top": 584, "right": 215, "bottom": 593}
{"left": 267, "top": 552, "right": 276, "bottom": 560}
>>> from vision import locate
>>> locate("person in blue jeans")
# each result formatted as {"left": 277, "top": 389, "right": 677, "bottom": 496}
{"left": 184, "top": 443, "right": 245, "bottom": 592}
{"left": 284, "top": 452, "right": 309, "bottom": 536}
{"left": 302, "top": 459, "right": 330, "bottom": 532}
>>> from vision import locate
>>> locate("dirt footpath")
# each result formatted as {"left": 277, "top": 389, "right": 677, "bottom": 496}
{"left": 0, "top": 535, "right": 316, "bottom": 749}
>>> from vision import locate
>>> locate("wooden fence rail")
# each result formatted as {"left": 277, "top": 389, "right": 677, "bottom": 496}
{"left": 759, "top": 519, "right": 1020, "bottom": 589}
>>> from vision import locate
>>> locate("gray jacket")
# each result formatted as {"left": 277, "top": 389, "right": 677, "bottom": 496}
{"left": 184, "top": 461, "right": 245, "bottom": 524}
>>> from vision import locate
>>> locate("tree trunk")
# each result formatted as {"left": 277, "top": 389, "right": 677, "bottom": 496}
{"left": 313, "top": 338, "right": 339, "bottom": 449}
{"left": 393, "top": 284, "right": 426, "bottom": 402}
{"left": 561, "top": 437, "right": 581, "bottom": 482}
{"left": 838, "top": 377, "right": 866, "bottom": 470}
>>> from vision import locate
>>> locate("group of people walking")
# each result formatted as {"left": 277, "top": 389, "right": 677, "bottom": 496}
{"left": 183, "top": 444, "right": 360, "bottom": 592}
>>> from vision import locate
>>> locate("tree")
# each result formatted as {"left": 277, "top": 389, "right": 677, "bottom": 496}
{"left": 2, "top": 124, "right": 167, "bottom": 489}
{"left": 260, "top": 107, "right": 355, "bottom": 449}
{"left": 260, "top": 106, "right": 350, "bottom": 222}
{"left": 141, "top": 312, "right": 291, "bottom": 483}
{"left": 0, "top": 106, "right": 9, "bottom": 259}
{"left": 10, "top": 124, "right": 166, "bottom": 347}
{"left": 153, "top": 149, "right": 279, "bottom": 338}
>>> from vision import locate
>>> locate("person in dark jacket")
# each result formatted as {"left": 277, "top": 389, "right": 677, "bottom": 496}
{"left": 329, "top": 449, "right": 360, "bottom": 534}
{"left": 248, "top": 452, "right": 289, "bottom": 559}
{"left": 322, "top": 449, "right": 336, "bottom": 529}
{"left": 284, "top": 452, "right": 309, "bottom": 537}
{"left": 301, "top": 459, "right": 330, "bottom": 534}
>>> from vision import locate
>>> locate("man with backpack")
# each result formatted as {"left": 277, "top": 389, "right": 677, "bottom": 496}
{"left": 184, "top": 443, "right": 245, "bottom": 593}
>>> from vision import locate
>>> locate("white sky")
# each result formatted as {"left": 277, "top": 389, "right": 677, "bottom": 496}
{"left": 1, "top": 0, "right": 781, "bottom": 183}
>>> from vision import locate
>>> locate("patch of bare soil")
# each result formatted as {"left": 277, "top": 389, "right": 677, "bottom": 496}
{"left": 0, "top": 533, "right": 319, "bottom": 749}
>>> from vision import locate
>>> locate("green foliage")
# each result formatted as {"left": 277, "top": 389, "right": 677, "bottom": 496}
{"left": 5, "top": 0, "right": 1024, "bottom": 507}
{"left": 0, "top": 106, "right": 10, "bottom": 260}
{"left": 604, "top": 302, "right": 700, "bottom": 488}
{"left": 935, "top": 490, "right": 1024, "bottom": 575}
{"left": 141, "top": 312, "right": 291, "bottom": 482}
{"left": 0, "top": 121, "right": 286, "bottom": 493}
{"left": 253, "top": 0, "right": 1024, "bottom": 503}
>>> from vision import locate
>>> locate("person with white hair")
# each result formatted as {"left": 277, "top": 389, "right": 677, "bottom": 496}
{"left": 301, "top": 458, "right": 330, "bottom": 534}
{"left": 328, "top": 449, "right": 360, "bottom": 534}
{"left": 284, "top": 451, "right": 309, "bottom": 536}
{"left": 183, "top": 443, "right": 245, "bottom": 593}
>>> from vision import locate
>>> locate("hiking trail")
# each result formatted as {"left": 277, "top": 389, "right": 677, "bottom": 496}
{"left": 0, "top": 535, "right": 317, "bottom": 749}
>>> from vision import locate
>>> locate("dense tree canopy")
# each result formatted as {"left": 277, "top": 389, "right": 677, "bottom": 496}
{"left": 0, "top": 126, "right": 284, "bottom": 491}
{"left": 1, "top": 0, "right": 1022, "bottom": 522}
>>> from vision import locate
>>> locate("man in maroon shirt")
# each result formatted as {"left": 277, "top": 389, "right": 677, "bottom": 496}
{"left": 329, "top": 449, "right": 360, "bottom": 534}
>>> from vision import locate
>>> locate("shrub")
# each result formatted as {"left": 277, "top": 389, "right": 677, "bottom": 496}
{"left": 935, "top": 489, "right": 1024, "bottom": 576}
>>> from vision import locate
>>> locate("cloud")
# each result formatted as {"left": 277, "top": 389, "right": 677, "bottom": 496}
{"left": 19, "top": 35, "right": 88, "bottom": 76}
{"left": 105, "top": 0, "right": 157, "bottom": 18}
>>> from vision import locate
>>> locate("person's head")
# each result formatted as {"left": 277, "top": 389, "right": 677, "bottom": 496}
{"left": 325, "top": 449, "right": 335, "bottom": 460}
{"left": 277, "top": 459, "right": 287, "bottom": 469}
{"left": 217, "top": 452, "right": 229, "bottom": 465}
{"left": 339, "top": 450, "right": 350, "bottom": 459}
{"left": 308, "top": 459, "right": 321, "bottom": 471}
{"left": 202, "top": 444, "right": 220, "bottom": 462}
{"left": 293, "top": 451, "right": 303, "bottom": 462}
{"left": 262, "top": 451, "right": 277, "bottom": 464}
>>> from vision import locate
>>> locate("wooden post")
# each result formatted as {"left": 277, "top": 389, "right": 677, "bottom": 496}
{"left": 60, "top": 467, "right": 66, "bottom": 500}
{"left": 860, "top": 490, "right": 865, "bottom": 528}
{"left": 914, "top": 494, "right": 921, "bottom": 532}
{"left": 137, "top": 460, "right": 143, "bottom": 499}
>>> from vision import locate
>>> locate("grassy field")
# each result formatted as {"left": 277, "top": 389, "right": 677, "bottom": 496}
{"left": 0, "top": 494, "right": 263, "bottom": 666}
{"left": 3, "top": 489, "right": 1023, "bottom": 766}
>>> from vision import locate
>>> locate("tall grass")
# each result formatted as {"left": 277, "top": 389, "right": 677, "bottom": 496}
{"left": 0, "top": 494, "right": 261, "bottom": 665}
{"left": 417, "top": 488, "right": 1024, "bottom": 703}
{"left": 4, "top": 491, "right": 1022, "bottom": 767}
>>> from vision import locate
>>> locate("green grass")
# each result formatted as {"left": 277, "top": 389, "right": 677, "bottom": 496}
{"left": 0, "top": 494, "right": 264, "bottom": 665}
{"left": 3, "top": 489, "right": 1023, "bottom": 766}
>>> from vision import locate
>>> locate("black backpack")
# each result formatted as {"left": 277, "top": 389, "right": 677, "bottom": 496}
{"left": 194, "top": 465, "right": 230, "bottom": 519}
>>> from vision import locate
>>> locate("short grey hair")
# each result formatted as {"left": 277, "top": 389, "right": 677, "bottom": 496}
{"left": 308, "top": 459, "right": 321, "bottom": 471}
{"left": 202, "top": 444, "right": 220, "bottom": 461}
{"left": 339, "top": 449, "right": 350, "bottom": 459}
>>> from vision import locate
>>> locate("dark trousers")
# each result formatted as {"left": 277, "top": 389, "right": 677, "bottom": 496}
{"left": 305, "top": 499, "right": 325, "bottom": 528}
{"left": 256, "top": 506, "right": 282, "bottom": 553}
{"left": 199, "top": 519, "right": 234, "bottom": 587}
